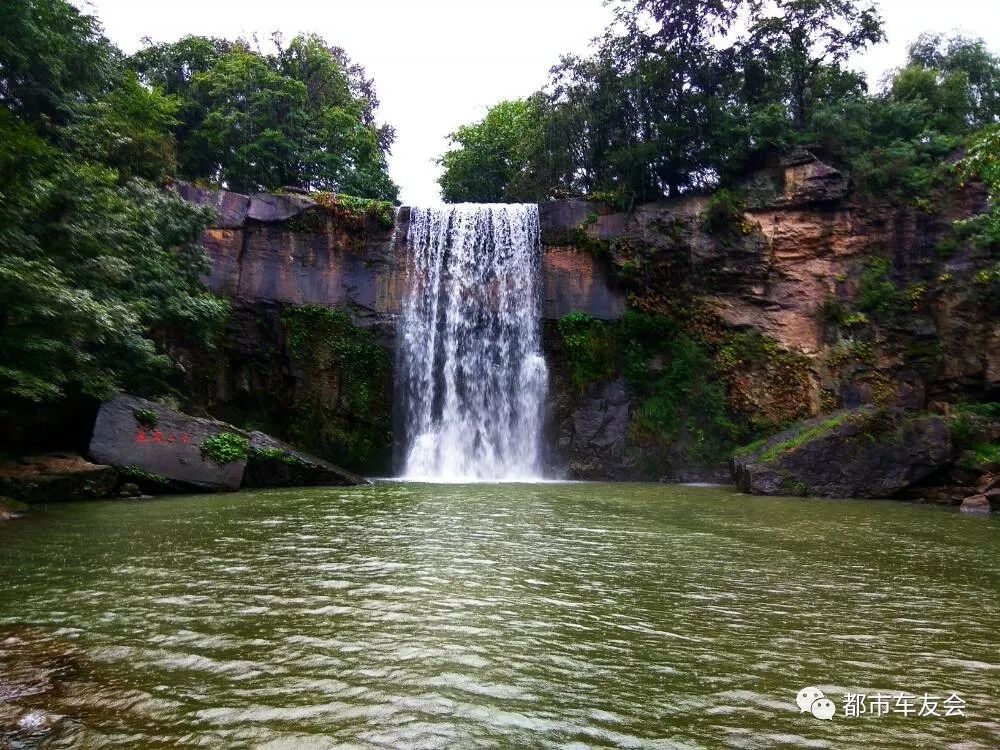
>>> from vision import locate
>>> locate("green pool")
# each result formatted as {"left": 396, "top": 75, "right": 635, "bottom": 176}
{"left": 1, "top": 482, "right": 997, "bottom": 748}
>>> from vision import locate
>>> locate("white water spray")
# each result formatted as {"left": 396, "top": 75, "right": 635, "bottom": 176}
{"left": 398, "top": 204, "right": 548, "bottom": 481}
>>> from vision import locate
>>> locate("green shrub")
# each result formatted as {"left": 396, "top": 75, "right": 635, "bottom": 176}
{"left": 557, "top": 312, "right": 617, "bottom": 390}
{"left": 620, "top": 311, "right": 742, "bottom": 465}
{"left": 701, "top": 189, "right": 748, "bottom": 235}
{"left": 119, "top": 465, "right": 170, "bottom": 485}
{"left": 955, "top": 402, "right": 1000, "bottom": 419}
{"left": 200, "top": 432, "right": 249, "bottom": 464}
{"left": 250, "top": 446, "right": 307, "bottom": 467}
{"left": 311, "top": 192, "right": 395, "bottom": 230}
{"left": 857, "top": 257, "right": 902, "bottom": 317}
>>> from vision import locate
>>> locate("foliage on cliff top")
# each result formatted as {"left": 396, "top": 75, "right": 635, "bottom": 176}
{"left": 956, "top": 125, "right": 1000, "bottom": 251}
{"left": 438, "top": 98, "right": 542, "bottom": 203}
{"left": 311, "top": 192, "right": 395, "bottom": 231}
{"left": 438, "top": 2, "right": 999, "bottom": 208}
{"left": 131, "top": 32, "right": 398, "bottom": 200}
{"left": 282, "top": 305, "right": 391, "bottom": 472}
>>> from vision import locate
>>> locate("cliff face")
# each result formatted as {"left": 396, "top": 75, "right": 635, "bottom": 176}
{"left": 176, "top": 157, "right": 998, "bottom": 481}
{"left": 536, "top": 153, "right": 997, "bottom": 481}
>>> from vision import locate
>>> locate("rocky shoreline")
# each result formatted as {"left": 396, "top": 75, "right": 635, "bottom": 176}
{"left": 0, "top": 394, "right": 368, "bottom": 515}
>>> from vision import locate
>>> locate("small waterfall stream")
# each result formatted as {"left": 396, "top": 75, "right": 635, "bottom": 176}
{"left": 397, "top": 204, "right": 548, "bottom": 481}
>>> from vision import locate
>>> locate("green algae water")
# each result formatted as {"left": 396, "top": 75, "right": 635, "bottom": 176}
{"left": 0, "top": 483, "right": 998, "bottom": 748}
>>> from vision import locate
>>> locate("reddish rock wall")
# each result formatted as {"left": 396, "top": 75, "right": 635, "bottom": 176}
{"left": 177, "top": 184, "right": 625, "bottom": 321}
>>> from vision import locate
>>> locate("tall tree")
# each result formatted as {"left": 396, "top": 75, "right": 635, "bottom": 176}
{"left": 905, "top": 33, "right": 1000, "bottom": 129}
{"left": 746, "top": 0, "right": 884, "bottom": 129}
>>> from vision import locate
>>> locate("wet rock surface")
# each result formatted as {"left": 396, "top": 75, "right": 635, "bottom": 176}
{"left": 553, "top": 378, "right": 642, "bottom": 481}
{"left": 244, "top": 431, "right": 368, "bottom": 487}
{"left": 171, "top": 164, "right": 997, "bottom": 490}
{"left": 0, "top": 455, "right": 117, "bottom": 504}
{"left": 0, "top": 497, "right": 28, "bottom": 521}
{"left": 731, "top": 408, "right": 953, "bottom": 498}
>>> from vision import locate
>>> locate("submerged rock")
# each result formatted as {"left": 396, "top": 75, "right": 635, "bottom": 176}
{"left": 0, "top": 496, "right": 28, "bottom": 520}
{"left": 0, "top": 455, "right": 117, "bottom": 504}
{"left": 244, "top": 431, "right": 368, "bottom": 487}
{"left": 731, "top": 407, "right": 952, "bottom": 498}
{"left": 88, "top": 395, "right": 248, "bottom": 493}
{"left": 960, "top": 494, "right": 992, "bottom": 514}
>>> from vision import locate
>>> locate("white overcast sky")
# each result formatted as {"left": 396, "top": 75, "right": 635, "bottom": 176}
{"left": 74, "top": 0, "right": 1000, "bottom": 205}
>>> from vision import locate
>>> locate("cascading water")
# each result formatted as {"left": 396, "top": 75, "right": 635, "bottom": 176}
{"left": 397, "top": 203, "right": 548, "bottom": 481}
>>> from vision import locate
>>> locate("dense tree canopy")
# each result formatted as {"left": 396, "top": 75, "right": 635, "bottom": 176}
{"left": 0, "top": 0, "right": 399, "bottom": 416}
{"left": 438, "top": 99, "right": 540, "bottom": 203}
{"left": 131, "top": 33, "right": 398, "bottom": 198}
{"left": 438, "top": 0, "right": 999, "bottom": 207}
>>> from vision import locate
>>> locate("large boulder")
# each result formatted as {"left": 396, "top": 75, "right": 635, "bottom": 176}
{"left": 244, "top": 432, "right": 368, "bottom": 487}
{"left": 88, "top": 395, "right": 248, "bottom": 492}
{"left": 0, "top": 454, "right": 117, "bottom": 504}
{"left": 731, "top": 408, "right": 953, "bottom": 498}
{"left": 960, "top": 494, "right": 993, "bottom": 514}
{"left": 247, "top": 192, "right": 317, "bottom": 222}
{"left": 773, "top": 149, "right": 850, "bottom": 207}
{"left": 170, "top": 181, "right": 250, "bottom": 228}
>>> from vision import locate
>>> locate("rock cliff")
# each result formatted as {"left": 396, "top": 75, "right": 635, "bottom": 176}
{"left": 174, "top": 153, "right": 998, "bottom": 491}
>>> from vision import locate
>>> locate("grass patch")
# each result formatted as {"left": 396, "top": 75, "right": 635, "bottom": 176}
{"left": 250, "top": 446, "right": 307, "bottom": 467}
{"left": 311, "top": 192, "right": 395, "bottom": 230}
{"left": 119, "top": 465, "right": 170, "bottom": 485}
{"left": 132, "top": 408, "right": 158, "bottom": 428}
{"left": 760, "top": 412, "right": 852, "bottom": 462}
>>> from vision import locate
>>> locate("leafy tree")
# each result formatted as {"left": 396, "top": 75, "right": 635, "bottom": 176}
{"left": 437, "top": 99, "right": 540, "bottom": 202}
{"left": 904, "top": 33, "right": 1000, "bottom": 129}
{"left": 129, "top": 35, "right": 232, "bottom": 180}
{"left": 0, "top": 113, "right": 227, "bottom": 406}
{"left": 438, "top": 0, "right": 752, "bottom": 203}
{"left": 0, "top": 0, "right": 113, "bottom": 125}
{"left": 62, "top": 70, "right": 180, "bottom": 181}
{"left": 0, "top": 0, "right": 227, "bottom": 413}
{"left": 131, "top": 34, "right": 399, "bottom": 198}
{"left": 956, "top": 124, "right": 1000, "bottom": 249}
{"left": 745, "top": 0, "right": 885, "bottom": 130}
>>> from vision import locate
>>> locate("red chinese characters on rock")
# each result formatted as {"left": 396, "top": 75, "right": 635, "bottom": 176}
{"left": 134, "top": 429, "right": 193, "bottom": 446}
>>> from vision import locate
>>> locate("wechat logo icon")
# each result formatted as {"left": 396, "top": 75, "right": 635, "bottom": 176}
{"left": 796, "top": 686, "right": 836, "bottom": 720}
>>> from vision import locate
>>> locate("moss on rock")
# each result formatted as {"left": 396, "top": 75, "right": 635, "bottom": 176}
{"left": 282, "top": 305, "right": 392, "bottom": 473}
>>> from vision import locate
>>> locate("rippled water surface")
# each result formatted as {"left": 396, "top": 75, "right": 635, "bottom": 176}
{"left": 1, "top": 483, "right": 998, "bottom": 748}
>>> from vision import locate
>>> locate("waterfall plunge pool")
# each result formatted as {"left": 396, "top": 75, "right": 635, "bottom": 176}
{"left": 1, "top": 482, "right": 997, "bottom": 748}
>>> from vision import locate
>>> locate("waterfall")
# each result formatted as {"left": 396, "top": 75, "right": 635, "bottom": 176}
{"left": 398, "top": 204, "right": 548, "bottom": 481}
